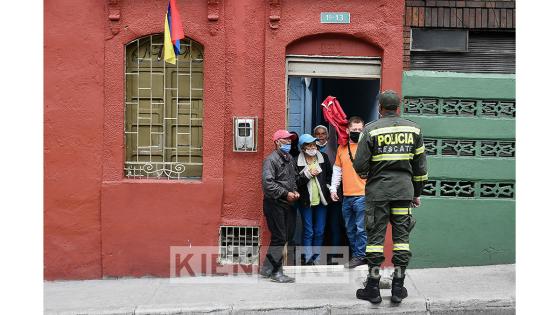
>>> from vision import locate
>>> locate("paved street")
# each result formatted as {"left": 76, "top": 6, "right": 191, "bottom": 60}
{"left": 45, "top": 264, "right": 515, "bottom": 314}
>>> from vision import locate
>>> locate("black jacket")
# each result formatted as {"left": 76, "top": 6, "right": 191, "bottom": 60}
{"left": 262, "top": 149, "right": 298, "bottom": 202}
{"left": 295, "top": 152, "right": 333, "bottom": 208}
{"left": 353, "top": 112, "right": 428, "bottom": 201}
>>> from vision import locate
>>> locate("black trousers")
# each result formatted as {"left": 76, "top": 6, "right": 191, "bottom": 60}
{"left": 364, "top": 200, "right": 414, "bottom": 269}
{"left": 263, "top": 198, "right": 296, "bottom": 271}
{"left": 286, "top": 204, "right": 301, "bottom": 266}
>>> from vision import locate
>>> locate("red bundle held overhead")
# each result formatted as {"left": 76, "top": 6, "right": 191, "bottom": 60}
{"left": 321, "top": 96, "right": 349, "bottom": 145}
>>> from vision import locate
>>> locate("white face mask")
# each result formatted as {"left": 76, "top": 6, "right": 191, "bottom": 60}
{"left": 305, "top": 149, "right": 318, "bottom": 156}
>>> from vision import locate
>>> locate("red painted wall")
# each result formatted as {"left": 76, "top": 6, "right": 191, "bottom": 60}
{"left": 44, "top": 0, "right": 404, "bottom": 280}
{"left": 44, "top": 0, "right": 105, "bottom": 279}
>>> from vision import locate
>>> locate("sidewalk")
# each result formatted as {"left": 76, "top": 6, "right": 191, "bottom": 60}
{"left": 45, "top": 264, "right": 515, "bottom": 314}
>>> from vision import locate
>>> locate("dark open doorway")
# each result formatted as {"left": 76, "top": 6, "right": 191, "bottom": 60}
{"left": 313, "top": 78, "right": 380, "bottom": 128}
{"left": 288, "top": 76, "right": 380, "bottom": 151}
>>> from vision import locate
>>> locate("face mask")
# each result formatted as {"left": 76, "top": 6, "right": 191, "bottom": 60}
{"left": 305, "top": 149, "right": 318, "bottom": 156}
{"left": 279, "top": 143, "right": 291, "bottom": 153}
{"left": 316, "top": 141, "right": 327, "bottom": 152}
{"left": 349, "top": 131, "right": 361, "bottom": 143}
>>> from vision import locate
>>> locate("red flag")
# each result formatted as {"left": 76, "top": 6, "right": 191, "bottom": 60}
{"left": 168, "top": 0, "right": 184, "bottom": 44}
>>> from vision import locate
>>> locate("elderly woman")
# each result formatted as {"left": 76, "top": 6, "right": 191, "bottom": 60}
{"left": 295, "top": 134, "right": 332, "bottom": 265}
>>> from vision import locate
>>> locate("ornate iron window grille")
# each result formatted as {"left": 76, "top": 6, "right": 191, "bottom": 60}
{"left": 124, "top": 35, "right": 204, "bottom": 179}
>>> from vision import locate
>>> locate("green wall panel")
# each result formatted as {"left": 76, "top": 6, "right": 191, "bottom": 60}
{"left": 402, "top": 70, "right": 516, "bottom": 268}
{"left": 428, "top": 157, "right": 515, "bottom": 180}
{"left": 408, "top": 198, "right": 515, "bottom": 268}
{"left": 407, "top": 115, "right": 515, "bottom": 139}
{"left": 402, "top": 71, "right": 515, "bottom": 99}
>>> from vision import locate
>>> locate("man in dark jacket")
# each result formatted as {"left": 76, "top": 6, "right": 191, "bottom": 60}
{"left": 261, "top": 129, "right": 300, "bottom": 283}
{"left": 352, "top": 90, "right": 428, "bottom": 304}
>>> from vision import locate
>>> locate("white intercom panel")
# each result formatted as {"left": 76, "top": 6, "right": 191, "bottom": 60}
{"left": 233, "top": 117, "right": 257, "bottom": 152}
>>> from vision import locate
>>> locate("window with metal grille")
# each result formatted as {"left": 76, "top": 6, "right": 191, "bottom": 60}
{"left": 219, "top": 226, "right": 260, "bottom": 265}
{"left": 124, "top": 34, "right": 204, "bottom": 179}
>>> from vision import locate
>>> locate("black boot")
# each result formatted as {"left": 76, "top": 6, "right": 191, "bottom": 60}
{"left": 270, "top": 267, "right": 295, "bottom": 283}
{"left": 259, "top": 261, "right": 273, "bottom": 278}
{"left": 345, "top": 256, "right": 367, "bottom": 269}
{"left": 391, "top": 275, "right": 408, "bottom": 303}
{"left": 260, "top": 254, "right": 276, "bottom": 278}
{"left": 356, "top": 276, "right": 382, "bottom": 304}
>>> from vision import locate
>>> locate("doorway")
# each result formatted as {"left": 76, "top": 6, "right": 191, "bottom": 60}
{"left": 285, "top": 56, "right": 382, "bottom": 265}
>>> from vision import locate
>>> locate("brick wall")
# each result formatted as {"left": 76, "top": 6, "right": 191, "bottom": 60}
{"left": 403, "top": 0, "right": 515, "bottom": 70}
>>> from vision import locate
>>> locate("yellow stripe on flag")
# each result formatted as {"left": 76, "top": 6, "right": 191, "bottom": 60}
{"left": 164, "top": 14, "right": 176, "bottom": 65}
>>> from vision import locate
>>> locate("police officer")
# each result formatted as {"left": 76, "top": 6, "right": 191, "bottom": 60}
{"left": 352, "top": 90, "right": 428, "bottom": 304}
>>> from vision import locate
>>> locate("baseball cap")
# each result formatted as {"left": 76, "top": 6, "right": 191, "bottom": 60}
{"left": 298, "top": 134, "right": 317, "bottom": 148}
{"left": 273, "top": 129, "right": 297, "bottom": 142}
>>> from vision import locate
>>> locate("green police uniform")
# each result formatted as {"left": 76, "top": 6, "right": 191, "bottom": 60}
{"left": 352, "top": 111, "right": 428, "bottom": 270}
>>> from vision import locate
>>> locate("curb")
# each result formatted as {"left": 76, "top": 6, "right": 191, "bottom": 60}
{"left": 46, "top": 297, "right": 515, "bottom": 315}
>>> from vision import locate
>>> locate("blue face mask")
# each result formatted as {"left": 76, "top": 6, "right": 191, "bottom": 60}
{"left": 279, "top": 143, "right": 291, "bottom": 153}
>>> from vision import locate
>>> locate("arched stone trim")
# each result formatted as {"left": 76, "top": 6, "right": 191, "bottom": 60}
{"left": 286, "top": 33, "right": 384, "bottom": 58}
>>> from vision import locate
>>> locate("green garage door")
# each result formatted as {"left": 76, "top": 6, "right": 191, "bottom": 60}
{"left": 402, "top": 71, "right": 515, "bottom": 268}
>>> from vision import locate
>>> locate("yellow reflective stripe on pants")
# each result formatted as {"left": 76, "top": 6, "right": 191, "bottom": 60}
{"left": 391, "top": 207, "right": 410, "bottom": 215}
{"left": 413, "top": 174, "right": 428, "bottom": 181}
{"left": 369, "top": 125, "right": 420, "bottom": 136}
{"left": 415, "top": 145, "right": 425, "bottom": 155}
{"left": 366, "top": 245, "right": 384, "bottom": 253}
{"left": 372, "top": 153, "right": 414, "bottom": 161}
{"left": 393, "top": 243, "right": 410, "bottom": 251}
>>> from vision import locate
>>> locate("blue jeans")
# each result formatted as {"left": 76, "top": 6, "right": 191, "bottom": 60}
{"left": 342, "top": 196, "right": 367, "bottom": 258}
{"left": 299, "top": 204, "right": 327, "bottom": 262}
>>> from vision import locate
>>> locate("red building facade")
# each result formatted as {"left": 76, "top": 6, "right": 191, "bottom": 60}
{"left": 45, "top": 0, "right": 405, "bottom": 280}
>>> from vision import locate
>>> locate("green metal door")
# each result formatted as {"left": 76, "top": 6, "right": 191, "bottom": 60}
{"left": 402, "top": 71, "right": 515, "bottom": 268}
